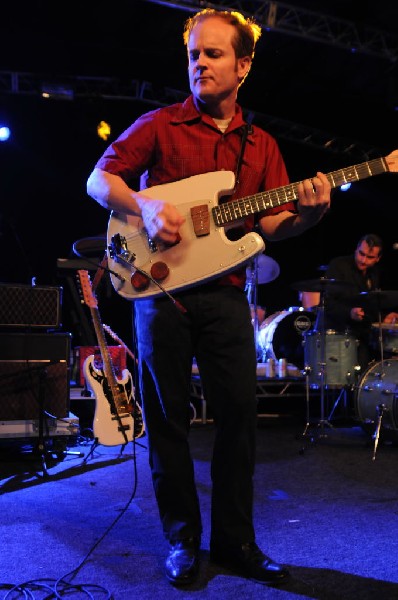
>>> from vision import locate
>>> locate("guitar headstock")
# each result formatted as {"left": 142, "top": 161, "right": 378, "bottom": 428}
{"left": 386, "top": 149, "right": 398, "bottom": 173}
{"left": 77, "top": 269, "right": 98, "bottom": 309}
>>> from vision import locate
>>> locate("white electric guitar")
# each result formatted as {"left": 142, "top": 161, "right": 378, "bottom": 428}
{"left": 78, "top": 269, "right": 143, "bottom": 446}
{"left": 107, "top": 151, "right": 398, "bottom": 300}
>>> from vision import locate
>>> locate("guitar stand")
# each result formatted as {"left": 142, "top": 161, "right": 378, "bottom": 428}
{"left": 82, "top": 436, "right": 147, "bottom": 464}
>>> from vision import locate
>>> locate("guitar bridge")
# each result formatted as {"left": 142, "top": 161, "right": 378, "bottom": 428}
{"left": 109, "top": 233, "right": 136, "bottom": 266}
{"left": 112, "top": 418, "right": 132, "bottom": 432}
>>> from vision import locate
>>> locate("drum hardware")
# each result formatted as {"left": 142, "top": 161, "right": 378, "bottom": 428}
{"left": 292, "top": 278, "right": 368, "bottom": 441}
{"left": 291, "top": 277, "right": 357, "bottom": 296}
{"left": 372, "top": 403, "right": 387, "bottom": 460}
{"left": 292, "top": 278, "right": 355, "bottom": 441}
{"left": 298, "top": 365, "right": 316, "bottom": 454}
{"left": 245, "top": 254, "right": 280, "bottom": 357}
{"left": 355, "top": 358, "right": 398, "bottom": 450}
{"left": 300, "top": 280, "right": 332, "bottom": 437}
{"left": 371, "top": 322, "right": 398, "bottom": 358}
{"left": 358, "top": 290, "right": 398, "bottom": 362}
{"left": 358, "top": 290, "right": 398, "bottom": 310}
{"left": 245, "top": 254, "right": 280, "bottom": 286}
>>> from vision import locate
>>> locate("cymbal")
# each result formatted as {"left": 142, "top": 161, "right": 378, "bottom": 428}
{"left": 371, "top": 322, "right": 398, "bottom": 330}
{"left": 246, "top": 254, "right": 280, "bottom": 285}
{"left": 358, "top": 290, "right": 398, "bottom": 309}
{"left": 291, "top": 278, "right": 355, "bottom": 293}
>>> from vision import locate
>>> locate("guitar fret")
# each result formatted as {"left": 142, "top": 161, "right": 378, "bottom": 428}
{"left": 212, "top": 156, "right": 388, "bottom": 227}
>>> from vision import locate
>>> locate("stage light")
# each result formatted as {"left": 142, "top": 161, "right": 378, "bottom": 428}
{"left": 0, "top": 126, "right": 11, "bottom": 142}
{"left": 97, "top": 120, "right": 111, "bottom": 141}
{"left": 340, "top": 183, "right": 351, "bottom": 191}
{"left": 41, "top": 84, "right": 74, "bottom": 101}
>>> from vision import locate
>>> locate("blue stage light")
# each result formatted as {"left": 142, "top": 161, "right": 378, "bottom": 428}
{"left": 0, "top": 126, "right": 11, "bottom": 142}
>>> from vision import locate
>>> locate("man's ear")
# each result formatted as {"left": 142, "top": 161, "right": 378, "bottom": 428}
{"left": 238, "top": 56, "right": 252, "bottom": 82}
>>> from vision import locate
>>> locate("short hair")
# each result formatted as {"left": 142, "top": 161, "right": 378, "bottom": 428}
{"left": 358, "top": 233, "right": 383, "bottom": 255}
{"left": 183, "top": 8, "right": 262, "bottom": 60}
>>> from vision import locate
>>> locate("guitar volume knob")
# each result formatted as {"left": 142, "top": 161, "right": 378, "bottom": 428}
{"left": 150, "top": 261, "right": 169, "bottom": 282}
{"left": 131, "top": 271, "right": 150, "bottom": 291}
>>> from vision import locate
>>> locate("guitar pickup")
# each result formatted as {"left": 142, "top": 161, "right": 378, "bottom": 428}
{"left": 191, "top": 204, "right": 210, "bottom": 237}
{"left": 145, "top": 229, "right": 158, "bottom": 253}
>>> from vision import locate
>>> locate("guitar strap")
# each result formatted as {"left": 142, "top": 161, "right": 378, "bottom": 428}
{"left": 235, "top": 122, "right": 253, "bottom": 186}
{"left": 91, "top": 252, "right": 109, "bottom": 294}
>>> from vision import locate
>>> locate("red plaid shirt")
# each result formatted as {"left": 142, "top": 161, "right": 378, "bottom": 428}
{"left": 96, "top": 95, "right": 294, "bottom": 288}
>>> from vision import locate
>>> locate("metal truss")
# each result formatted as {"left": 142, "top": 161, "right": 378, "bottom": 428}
{"left": 143, "top": 0, "right": 398, "bottom": 62}
{"left": 0, "top": 71, "right": 383, "bottom": 159}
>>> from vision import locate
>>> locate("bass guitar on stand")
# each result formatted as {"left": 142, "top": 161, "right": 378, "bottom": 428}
{"left": 77, "top": 269, "right": 144, "bottom": 446}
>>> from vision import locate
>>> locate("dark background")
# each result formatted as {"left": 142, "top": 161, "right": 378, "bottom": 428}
{"left": 1, "top": 0, "right": 397, "bottom": 347}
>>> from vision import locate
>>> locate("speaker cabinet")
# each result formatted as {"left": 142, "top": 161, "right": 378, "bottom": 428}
{"left": 0, "top": 333, "right": 71, "bottom": 420}
{"left": 0, "top": 283, "right": 62, "bottom": 328}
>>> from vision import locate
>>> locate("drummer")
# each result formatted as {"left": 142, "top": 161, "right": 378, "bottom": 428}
{"left": 250, "top": 303, "right": 266, "bottom": 327}
{"left": 323, "top": 233, "right": 398, "bottom": 372}
{"left": 298, "top": 290, "right": 320, "bottom": 311}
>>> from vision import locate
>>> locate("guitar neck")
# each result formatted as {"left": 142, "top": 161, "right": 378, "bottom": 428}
{"left": 213, "top": 155, "right": 388, "bottom": 226}
{"left": 89, "top": 306, "right": 120, "bottom": 395}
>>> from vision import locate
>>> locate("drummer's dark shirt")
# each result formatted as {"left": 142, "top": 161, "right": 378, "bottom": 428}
{"left": 324, "top": 253, "right": 381, "bottom": 370}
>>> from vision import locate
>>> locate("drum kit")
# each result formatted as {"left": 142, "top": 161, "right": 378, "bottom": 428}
{"left": 247, "top": 257, "right": 398, "bottom": 457}
{"left": 290, "top": 280, "right": 398, "bottom": 457}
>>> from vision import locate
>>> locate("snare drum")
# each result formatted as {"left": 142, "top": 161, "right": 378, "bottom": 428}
{"left": 355, "top": 358, "right": 398, "bottom": 440}
{"left": 257, "top": 308, "right": 315, "bottom": 369}
{"left": 303, "top": 330, "right": 359, "bottom": 388}
{"left": 371, "top": 323, "right": 398, "bottom": 355}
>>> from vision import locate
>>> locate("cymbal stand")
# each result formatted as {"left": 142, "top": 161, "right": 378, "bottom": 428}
{"left": 298, "top": 365, "right": 315, "bottom": 453}
{"left": 245, "top": 258, "right": 260, "bottom": 355}
{"left": 327, "top": 386, "right": 346, "bottom": 422}
{"left": 312, "top": 287, "right": 334, "bottom": 437}
{"left": 371, "top": 297, "right": 387, "bottom": 458}
{"left": 372, "top": 403, "right": 387, "bottom": 460}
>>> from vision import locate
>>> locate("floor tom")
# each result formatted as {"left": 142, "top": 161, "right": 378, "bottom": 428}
{"left": 355, "top": 358, "right": 398, "bottom": 440}
{"left": 304, "top": 331, "right": 359, "bottom": 388}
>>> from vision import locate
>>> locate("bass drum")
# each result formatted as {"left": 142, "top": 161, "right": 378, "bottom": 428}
{"left": 355, "top": 358, "right": 398, "bottom": 441}
{"left": 257, "top": 308, "right": 315, "bottom": 369}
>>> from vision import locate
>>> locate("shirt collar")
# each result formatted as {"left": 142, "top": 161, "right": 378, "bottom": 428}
{"left": 171, "top": 95, "right": 251, "bottom": 136}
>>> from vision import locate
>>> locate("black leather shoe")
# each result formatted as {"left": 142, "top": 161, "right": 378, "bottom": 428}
{"left": 210, "top": 541, "right": 289, "bottom": 584}
{"left": 164, "top": 537, "right": 200, "bottom": 586}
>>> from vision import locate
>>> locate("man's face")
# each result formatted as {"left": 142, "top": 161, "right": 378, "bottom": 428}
{"left": 187, "top": 17, "right": 250, "bottom": 106}
{"left": 355, "top": 241, "right": 381, "bottom": 272}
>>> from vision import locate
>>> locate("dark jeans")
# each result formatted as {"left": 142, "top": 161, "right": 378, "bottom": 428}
{"left": 134, "top": 284, "right": 258, "bottom": 546}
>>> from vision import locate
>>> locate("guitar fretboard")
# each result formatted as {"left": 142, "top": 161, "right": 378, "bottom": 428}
{"left": 213, "top": 156, "right": 388, "bottom": 226}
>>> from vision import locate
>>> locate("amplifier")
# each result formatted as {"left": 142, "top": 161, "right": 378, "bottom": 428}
{"left": 0, "top": 283, "right": 62, "bottom": 328}
{"left": 0, "top": 333, "right": 71, "bottom": 420}
{"left": 0, "top": 332, "right": 71, "bottom": 361}
{"left": 0, "top": 361, "right": 69, "bottom": 420}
